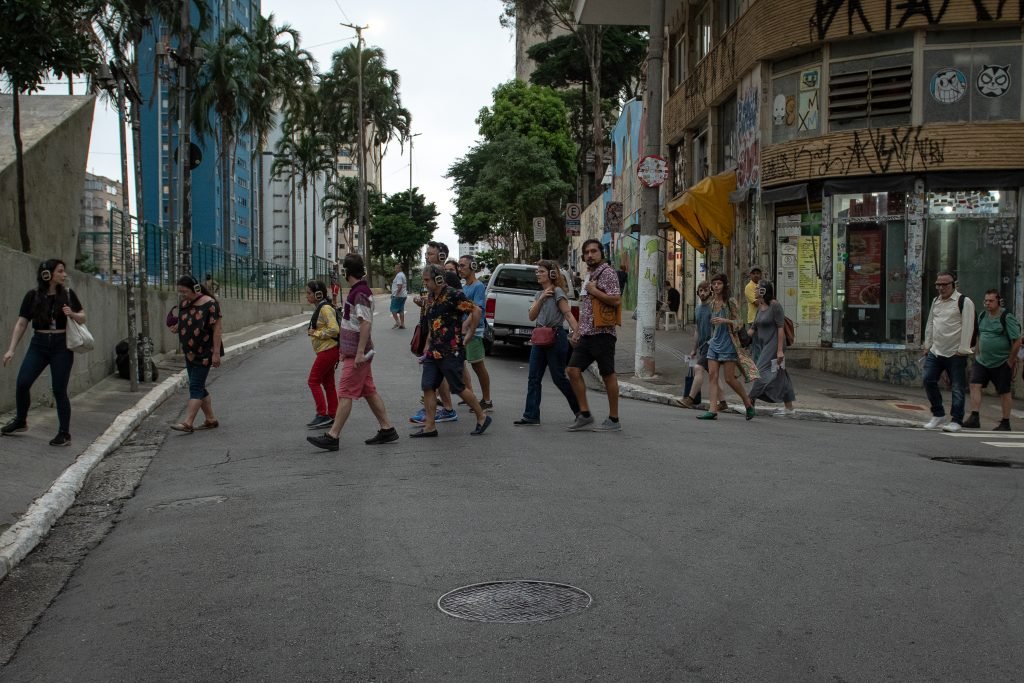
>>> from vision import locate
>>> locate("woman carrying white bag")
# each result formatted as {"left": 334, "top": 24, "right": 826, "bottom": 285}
{"left": 2, "top": 259, "right": 87, "bottom": 447}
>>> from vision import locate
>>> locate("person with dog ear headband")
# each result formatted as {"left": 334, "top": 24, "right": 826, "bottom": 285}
{"left": 304, "top": 280, "right": 340, "bottom": 430}
{"left": 168, "top": 274, "right": 222, "bottom": 433}
{"left": 3, "top": 259, "right": 85, "bottom": 447}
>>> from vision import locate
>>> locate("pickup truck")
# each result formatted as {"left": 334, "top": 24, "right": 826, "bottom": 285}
{"left": 484, "top": 263, "right": 579, "bottom": 348}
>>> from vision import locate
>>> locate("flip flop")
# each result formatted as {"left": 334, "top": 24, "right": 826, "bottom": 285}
{"left": 195, "top": 420, "right": 219, "bottom": 430}
{"left": 169, "top": 423, "right": 194, "bottom": 433}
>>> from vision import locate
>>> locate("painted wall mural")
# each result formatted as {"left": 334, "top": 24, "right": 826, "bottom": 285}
{"left": 735, "top": 69, "right": 761, "bottom": 190}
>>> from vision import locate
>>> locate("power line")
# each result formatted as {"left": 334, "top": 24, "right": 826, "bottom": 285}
{"left": 333, "top": 0, "right": 351, "bottom": 23}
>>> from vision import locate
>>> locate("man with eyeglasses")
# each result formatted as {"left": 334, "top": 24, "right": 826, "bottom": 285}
{"left": 921, "top": 271, "right": 975, "bottom": 432}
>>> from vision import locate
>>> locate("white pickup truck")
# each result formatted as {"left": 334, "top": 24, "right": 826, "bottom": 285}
{"left": 484, "top": 263, "right": 579, "bottom": 348}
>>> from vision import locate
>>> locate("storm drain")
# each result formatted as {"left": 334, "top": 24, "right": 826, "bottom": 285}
{"left": 929, "top": 456, "right": 1024, "bottom": 469}
{"left": 438, "top": 581, "right": 592, "bottom": 623}
{"left": 147, "top": 495, "right": 228, "bottom": 512}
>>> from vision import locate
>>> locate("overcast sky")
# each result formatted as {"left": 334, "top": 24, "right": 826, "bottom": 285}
{"left": 79, "top": 0, "right": 517, "bottom": 252}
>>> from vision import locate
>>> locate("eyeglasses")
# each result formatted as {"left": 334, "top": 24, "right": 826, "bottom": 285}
{"left": 935, "top": 282, "right": 953, "bottom": 288}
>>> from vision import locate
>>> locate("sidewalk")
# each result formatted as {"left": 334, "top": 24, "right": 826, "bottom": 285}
{"left": 589, "top": 311, "right": 1024, "bottom": 428}
{"left": 0, "top": 313, "right": 310, "bottom": 581}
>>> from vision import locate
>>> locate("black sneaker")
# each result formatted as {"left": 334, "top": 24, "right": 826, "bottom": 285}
{"left": 308, "top": 415, "right": 333, "bottom": 429}
{"left": 1, "top": 419, "right": 27, "bottom": 435}
{"left": 305, "top": 414, "right": 324, "bottom": 428}
{"left": 480, "top": 400, "right": 494, "bottom": 412}
{"left": 307, "top": 433, "right": 339, "bottom": 451}
{"left": 994, "top": 419, "right": 1011, "bottom": 432}
{"left": 49, "top": 432, "right": 71, "bottom": 447}
{"left": 962, "top": 413, "right": 981, "bottom": 429}
{"left": 365, "top": 427, "right": 399, "bottom": 445}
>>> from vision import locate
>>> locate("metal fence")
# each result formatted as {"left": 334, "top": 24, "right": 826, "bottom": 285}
{"left": 83, "top": 208, "right": 323, "bottom": 303}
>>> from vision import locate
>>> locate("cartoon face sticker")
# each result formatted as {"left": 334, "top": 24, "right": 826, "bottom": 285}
{"left": 930, "top": 68, "right": 967, "bottom": 104}
{"left": 773, "top": 94, "right": 786, "bottom": 125}
{"left": 977, "top": 64, "right": 1010, "bottom": 98}
{"left": 785, "top": 96, "right": 797, "bottom": 125}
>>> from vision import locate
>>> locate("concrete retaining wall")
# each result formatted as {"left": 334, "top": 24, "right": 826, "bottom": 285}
{"left": 0, "top": 247, "right": 302, "bottom": 415}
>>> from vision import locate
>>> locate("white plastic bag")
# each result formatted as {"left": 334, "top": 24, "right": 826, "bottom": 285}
{"left": 66, "top": 318, "right": 94, "bottom": 353}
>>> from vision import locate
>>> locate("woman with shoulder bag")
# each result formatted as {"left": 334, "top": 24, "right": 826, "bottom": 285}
{"left": 697, "top": 273, "right": 755, "bottom": 421}
{"left": 2, "top": 259, "right": 86, "bottom": 446}
{"left": 514, "top": 260, "right": 581, "bottom": 426}
{"left": 747, "top": 280, "right": 796, "bottom": 414}
{"left": 168, "top": 275, "right": 222, "bottom": 433}
{"left": 304, "top": 280, "right": 340, "bottom": 430}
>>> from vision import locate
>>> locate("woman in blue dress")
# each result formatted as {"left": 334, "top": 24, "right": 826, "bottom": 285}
{"left": 697, "top": 273, "right": 755, "bottom": 421}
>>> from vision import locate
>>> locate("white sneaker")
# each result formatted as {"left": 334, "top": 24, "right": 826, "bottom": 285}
{"left": 777, "top": 408, "right": 796, "bottom": 416}
{"left": 942, "top": 421, "right": 963, "bottom": 433}
{"left": 923, "top": 416, "right": 944, "bottom": 429}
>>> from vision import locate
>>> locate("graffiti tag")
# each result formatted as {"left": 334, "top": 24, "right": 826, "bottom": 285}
{"left": 810, "top": 0, "right": 1024, "bottom": 41}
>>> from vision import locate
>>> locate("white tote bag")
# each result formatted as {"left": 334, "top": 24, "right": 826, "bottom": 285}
{"left": 66, "top": 318, "right": 95, "bottom": 353}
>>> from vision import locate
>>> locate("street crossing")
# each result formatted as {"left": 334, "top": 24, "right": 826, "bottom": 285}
{"left": 941, "top": 431, "right": 1024, "bottom": 449}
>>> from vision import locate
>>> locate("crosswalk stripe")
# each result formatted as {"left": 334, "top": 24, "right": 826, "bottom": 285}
{"left": 982, "top": 442, "right": 1024, "bottom": 448}
{"left": 943, "top": 432, "right": 1024, "bottom": 438}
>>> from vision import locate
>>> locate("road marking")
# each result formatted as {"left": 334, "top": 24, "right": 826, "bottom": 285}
{"left": 942, "top": 432, "right": 1024, "bottom": 438}
{"left": 982, "top": 442, "right": 1024, "bottom": 448}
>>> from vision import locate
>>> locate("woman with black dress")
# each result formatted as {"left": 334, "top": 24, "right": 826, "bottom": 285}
{"left": 168, "top": 275, "right": 223, "bottom": 433}
{"left": 2, "top": 259, "right": 86, "bottom": 446}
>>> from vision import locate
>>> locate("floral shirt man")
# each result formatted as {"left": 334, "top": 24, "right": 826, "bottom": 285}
{"left": 425, "top": 286, "right": 476, "bottom": 358}
{"left": 578, "top": 261, "right": 620, "bottom": 338}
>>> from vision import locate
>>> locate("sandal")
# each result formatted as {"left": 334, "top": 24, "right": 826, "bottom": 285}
{"left": 696, "top": 411, "right": 718, "bottom": 420}
{"left": 195, "top": 420, "right": 220, "bottom": 430}
{"left": 169, "top": 423, "right": 194, "bottom": 433}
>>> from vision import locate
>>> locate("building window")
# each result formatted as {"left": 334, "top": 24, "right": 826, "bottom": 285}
{"left": 670, "top": 142, "right": 687, "bottom": 195}
{"left": 691, "top": 125, "right": 709, "bottom": 184}
{"left": 718, "top": 0, "right": 740, "bottom": 32}
{"left": 670, "top": 32, "right": 685, "bottom": 90}
{"left": 829, "top": 54, "right": 913, "bottom": 131}
{"left": 690, "top": 1, "right": 712, "bottom": 64}
{"left": 717, "top": 95, "right": 737, "bottom": 172}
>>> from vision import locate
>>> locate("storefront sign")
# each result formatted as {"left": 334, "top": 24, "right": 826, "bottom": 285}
{"left": 846, "top": 229, "right": 883, "bottom": 309}
{"left": 797, "top": 237, "right": 821, "bottom": 324}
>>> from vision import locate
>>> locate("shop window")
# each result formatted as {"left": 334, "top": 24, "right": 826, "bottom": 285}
{"left": 924, "top": 190, "right": 1017, "bottom": 317}
{"left": 717, "top": 95, "right": 737, "bottom": 172}
{"left": 831, "top": 192, "right": 909, "bottom": 344}
{"left": 829, "top": 53, "right": 913, "bottom": 131}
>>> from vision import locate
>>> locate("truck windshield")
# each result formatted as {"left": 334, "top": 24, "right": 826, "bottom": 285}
{"left": 493, "top": 268, "right": 543, "bottom": 292}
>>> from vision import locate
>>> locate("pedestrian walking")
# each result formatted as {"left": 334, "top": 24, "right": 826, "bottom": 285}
{"left": 458, "top": 255, "right": 493, "bottom": 411}
{"left": 169, "top": 275, "right": 222, "bottom": 433}
{"left": 566, "top": 239, "right": 622, "bottom": 432}
{"left": 304, "top": 280, "right": 340, "bottom": 430}
{"left": 410, "top": 241, "right": 457, "bottom": 425}
{"left": 2, "top": 259, "right": 86, "bottom": 447}
{"left": 390, "top": 263, "right": 407, "bottom": 329}
{"left": 676, "top": 280, "right": 726, "bottom": 411}
{"left": 964, "top": 288, "right": 1021, "bottom": 431}
{"left": 514, "top": 260, "right": 581, "bottom": 426}
{"left": 410, "top": 264, "right": 492, "bottom": 438}
{"left": 746, "top": 280, "right": 796, "bottom": 414}
{"left": 743, "top": 265, "right": 763, "bottom": 324}
{"left": 308, "top": 254, "right": 399, "bottom": 451}
{"left": 921, "top": 271, "right": 974, "bottom": 432}
{"left": 697, "top": 273, "right": 755, "bottom": 421}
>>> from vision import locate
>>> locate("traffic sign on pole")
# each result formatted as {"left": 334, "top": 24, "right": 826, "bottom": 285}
{"left": 565, "top": 203, "right": 581, "bottom": 236}
{"left": 532, "top": 217, "right": 546, "bottom": 242}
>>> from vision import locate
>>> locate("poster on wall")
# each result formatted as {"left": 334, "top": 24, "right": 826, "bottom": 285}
{"left": 797, "top": 237, "right": 821, "bottom": 324}
{"left": 846, "top": 229, "right": 882, "bottom": 309}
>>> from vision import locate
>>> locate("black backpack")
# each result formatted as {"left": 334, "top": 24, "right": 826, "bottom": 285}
{"left": 971, "top": 308, "right": 1011, "bottom": 349}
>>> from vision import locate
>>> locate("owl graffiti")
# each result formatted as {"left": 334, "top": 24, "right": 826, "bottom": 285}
{"left": 977, "top": 64, "right": 1010, "bottom": 98}
{"left": 930, "top": 68, "right": 967, "bottom": 104}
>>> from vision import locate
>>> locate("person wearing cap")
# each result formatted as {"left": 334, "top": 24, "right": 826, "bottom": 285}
{"left": 744, "top": 265, "right": 763, "bottom": 324}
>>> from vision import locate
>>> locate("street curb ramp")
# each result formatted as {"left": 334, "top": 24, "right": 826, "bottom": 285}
{"left": 0, "top": 321, "right": 307, "bottom": 583}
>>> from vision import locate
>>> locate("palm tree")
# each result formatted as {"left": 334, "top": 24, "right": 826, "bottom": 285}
{"left": 241, "top": 13, "right": 314, "bottom": 260}
{"left": 321, "top": 174, "right": 376, "bottom": 261}
{"left": 192, "top": 24, "right": 250, "bottom": 256}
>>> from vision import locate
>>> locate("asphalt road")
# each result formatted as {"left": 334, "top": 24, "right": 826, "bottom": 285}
{"left": 2, "top": 317, "right": 1023, "bottom": 682}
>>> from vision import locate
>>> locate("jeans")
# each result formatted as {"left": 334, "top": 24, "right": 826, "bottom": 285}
{"left": 16, "top": 333, "right": 75, "bottom": 433}
{"left": 185, "top": 360, "right": 211, "bottom": 401}
{"left": 523, "top": 328, "right": 580, "bottom": 421}
{"left": 923, "top": 352, "right": 967, "bottom": 422}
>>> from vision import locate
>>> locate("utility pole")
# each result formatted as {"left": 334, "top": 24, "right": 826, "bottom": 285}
{"left": 635, "top": 0, "right": 666, "bottom": 378}
{"left": 113, "top": 66, "right": 140, "bottom": 392}
{"left": 340, "top": 22, "right": 369, "bottom": 263}
{"left": 408, "top": 132, "right": 422, "bottom": 216}
{"left": 178, "top": 0, "right": 194, "bottom": 276}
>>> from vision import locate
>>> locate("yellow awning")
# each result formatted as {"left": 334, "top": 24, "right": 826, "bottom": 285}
{"left": 665, "top": 171, "right": 737, "bottom": 253}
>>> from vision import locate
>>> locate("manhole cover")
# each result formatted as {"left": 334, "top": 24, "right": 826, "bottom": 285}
{"left": 929, "top": 456, "right": 1024, "bottom": 469}
{"left": 438, "top": 581, "right": 592, "bottom": 623}
{"left": 147, "top": 495, "right": 227, "bottom": 511}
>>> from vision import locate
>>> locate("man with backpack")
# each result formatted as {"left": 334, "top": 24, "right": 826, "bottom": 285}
{"left": 964, "top": 289, "right": 1021, "bottom": 431}
{"left": 921, "top": 271, "right": 975, "bottom": 432}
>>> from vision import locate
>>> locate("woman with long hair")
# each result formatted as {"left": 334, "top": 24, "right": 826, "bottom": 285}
{"left": 2, "top": 259, "right": 85, "bottom": 446}
{"left": 168, "top": 274, "right": 222, "bottom": 433}
{"left": 514, "top": 260, "right": 581, "bottom": 426}
{"left": 747, "top": 280, "right": 796, "bottom": 413}
{"left": 305, "top": 279, "right": 340, "bottom": 430}
{"left": 697, "top": 273, "right": 755, "bottom": 421}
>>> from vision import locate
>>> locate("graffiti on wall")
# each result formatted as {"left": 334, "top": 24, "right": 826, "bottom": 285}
{"left": 736, "top": 70, "right": 761, "bottom": 190}
{"left": 809, "top": 0, "right": 1024, "bottom": 42}
{"left": 684, "top": 34, "right": 738, "bottom": 107}
{"left": 762, "top": 126, "right": 947, "bottom": 184}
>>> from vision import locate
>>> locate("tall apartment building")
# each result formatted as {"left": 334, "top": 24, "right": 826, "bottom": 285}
{"left": 78, "top": 172, "right": 124, "bottom": 276}
{"left": 576, "top": 0, "right": 1024, "bottom": 384}
{"left": 137, "top": 0, "right": 260, "bottom": 264}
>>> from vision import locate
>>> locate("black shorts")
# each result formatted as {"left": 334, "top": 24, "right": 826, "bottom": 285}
{"left": 569, "top": 333, "right": 617, "bottom": 377}
{"left": 969, "top": 361, "right": 1013, "bottom": 394}
{"left": 421, "top": 354, "right": 466, "bottom": 394}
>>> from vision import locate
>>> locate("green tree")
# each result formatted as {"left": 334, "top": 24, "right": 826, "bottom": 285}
{"left": 0, "top": 0, "right": 100, "bottom": 251}
{"left": 368, "top": 188, "right": 438, "bottom": 273}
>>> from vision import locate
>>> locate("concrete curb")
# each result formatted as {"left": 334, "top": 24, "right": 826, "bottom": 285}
{"left": 0, "top": 321, "right": 307, "bottom": 583}
{"left": 587, "top": 366, "right": 921, "bottom": 429}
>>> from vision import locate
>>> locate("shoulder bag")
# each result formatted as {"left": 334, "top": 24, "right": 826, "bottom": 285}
{"left": 66, "top": 318, "right": 95, "bottom": 353}
{"left": 530, "top": 326, "right": 556, "bottom": 347}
